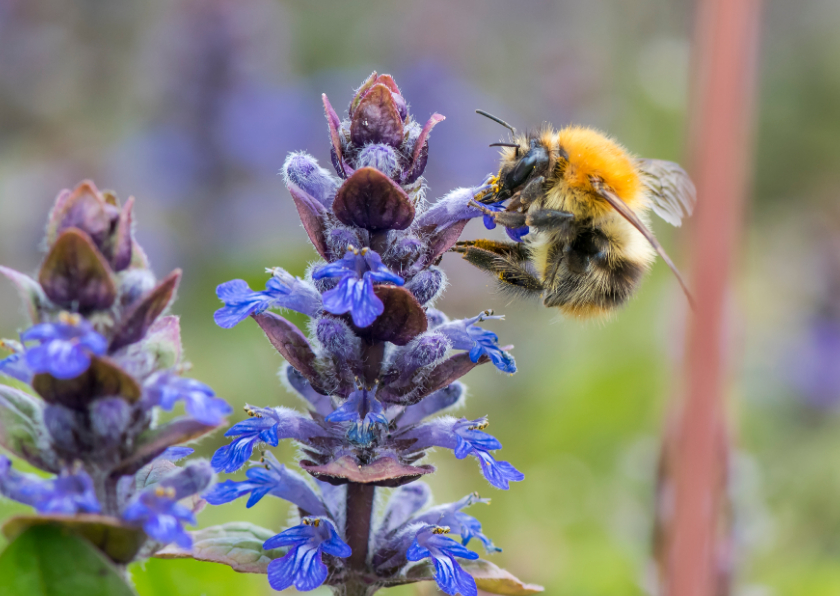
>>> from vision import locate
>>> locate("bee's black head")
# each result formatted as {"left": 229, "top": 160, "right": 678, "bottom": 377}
{"left": 496, "top": 138, "right": 551, "bottom": 200}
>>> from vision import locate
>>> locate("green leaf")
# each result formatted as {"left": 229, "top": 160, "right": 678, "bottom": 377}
{"left": 154, "top": 522, "right": 284, "bottom": 574}
{"left": 461, "top": 558, "right": 544, "bottom": 595}
{"left": 0, "top": 386, "right": 55, "bottom": 471}
{"left": 0, "top": 524, "right": 138, "bottom": 596}
{"left": 2, "top": 514, "right": 147, "bottom": 565}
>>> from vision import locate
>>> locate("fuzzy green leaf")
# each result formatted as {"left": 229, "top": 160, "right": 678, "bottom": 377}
{"left": 0, "top": 524, "right": 138, "bottom": 595}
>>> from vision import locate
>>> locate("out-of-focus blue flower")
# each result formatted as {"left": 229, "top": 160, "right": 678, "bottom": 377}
{"left": 264, "top": 517, "right": 351, "bottom": 592}
{"left": 144, "top": 371, "right": 232, "bottom": 425}
{"left": 403, "top": 417, "right": 524, "bottom": 490}
{"left": 156, "top": 447, "right": 194, "bottom": 462}
{"left": 325, "top": 388, "right": 387, "bottom": 446}
{"left": 415, "top": 493, "right": 500, "bottom": 553}
{"left": 204, "top": 452, "right": 325, "bottom": 515}
{"left": 406, "top": 525, "right": 478, "bottom": 596}
{"left": 313, "top": 247, "right": 403, "bottom": 328}
{"left": 438, "top": 312, "right": 516, "bottom": 374}
{"left": 0, "top": 340, "right": 32, "bottom": 383}
{"left": 0, "top": 457, "right": 101, "bottom": 514}
{"left": 481, "top": 202, "right": 529, "bottom": 242}
{"left": 21, "top": 316, "right": 107, "bottom": 379}
{"left": 211, "top": 406, "right": 324, "bottom": 473}
{"left": 214, "top": 269, "right": 321, "bottom": 329}
{"left": 123, "top": 485, "right": 196, "bottom": 548}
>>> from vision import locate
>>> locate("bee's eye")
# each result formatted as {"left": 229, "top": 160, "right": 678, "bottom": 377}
{"left": 505, "top": 145, "right": 549, "bottom": 191}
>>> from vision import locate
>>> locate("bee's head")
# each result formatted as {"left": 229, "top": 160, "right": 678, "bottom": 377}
{"left": 495, "top": 137, "right": 551, "bottom": 200}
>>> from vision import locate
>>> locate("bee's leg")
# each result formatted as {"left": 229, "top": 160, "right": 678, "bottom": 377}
{"left": 468, "top": 200, "right": 529, "bottom": 229}
{"left": 452, "top": 245, "right": 544, "bottom": 296}
{"left": 518, "top": 176, "right": 545, "bottom": 207}
{"left": 524, "top": 208, "right": 575, "bottom": 232}
{"left": 453, "top": 239, "right": 529, "bottom": 262}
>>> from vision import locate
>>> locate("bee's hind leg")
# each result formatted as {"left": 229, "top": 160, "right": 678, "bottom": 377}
{"left": 452, "top": 243, "right": 544, "bottom": 297}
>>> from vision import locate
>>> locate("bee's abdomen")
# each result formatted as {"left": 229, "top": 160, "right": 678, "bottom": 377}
{"left": 542, "top": 257, "right": 648, "bottom": 317}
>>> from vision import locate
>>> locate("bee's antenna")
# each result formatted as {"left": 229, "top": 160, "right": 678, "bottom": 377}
{"left": 489, "top": 142, "right": 521, "bottom": 149}
{"left": 475, "top": 110, "right": 517, "bottom": 136}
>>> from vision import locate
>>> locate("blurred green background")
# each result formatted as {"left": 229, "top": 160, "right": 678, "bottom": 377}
{"left": 1, "top": 1, "right": 840, "bottom": 595}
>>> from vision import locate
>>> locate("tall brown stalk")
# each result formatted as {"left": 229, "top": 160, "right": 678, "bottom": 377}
{"left": 660, "top": 1, "right": 763, "bottom": 596}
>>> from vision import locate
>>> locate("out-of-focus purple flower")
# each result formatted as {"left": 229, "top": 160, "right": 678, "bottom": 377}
{"left": 326, "top": 388, "right": 387, "bottom": 446}
{"left": 789, "top": 317, "right": 840, "bottom": 408}
{"left": 264, "top": 517, "right": 352, "bottom": 592}
{"left": 313, "top": 247, "right": 403, "bottom": 328}
{"left": 214, "top": 269, "right": 322, "bottom": 329}
{"left": 123, "top": 485, "right": 196, "bottom": 548}
{"left": 123, "top": 461, "right": 213, "bottom": 547}
{"left": 211, "top": 406, "right": 324, "bottom": 473}
{"left": 204, "top": 452, "right": 325, "bottom": 515}
{"left": 21, "top": 315, "right": 107, "bottom": 379}
{"left": 406, "top": 525, "right": 479, "bottom": 596}
{"left": 403, "top": 417, "right": 524, "bottom": 490}
{"left": 415, "top": 493, "right": 500, "bottom": 553}
{"left": 481, "top": 202, "right": 529, "bottom": 242}
{"left": 438, "top": 312, "right": 516, "bottom": 374}
{"left": 144, "top": 371, "right": 232, "bottom": 425}
{"left": 0, "top": 457, "right": 101, "bottom": 514}
{"left": 0, "top": 340, "right": 32, "bottom": 383}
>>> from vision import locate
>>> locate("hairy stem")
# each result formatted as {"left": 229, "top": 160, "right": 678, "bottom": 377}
{"left": 345, "top": 482, "right": 376, "bottom": 571}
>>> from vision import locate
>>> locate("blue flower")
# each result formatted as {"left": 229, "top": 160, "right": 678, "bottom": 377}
{"left": 123, "top": 485, "right": 196, "bottom": 548}
{"left": 211, "top": 406, "right": 324, "bottom": 473}
{"left": 156, "top": 447, "right": 194, "bottom": 462}
{"left": 204, "top": 452, "right": 326, "bottom": 515}
{"left": 20, "top": 315, "right": 107, "bottom": 379}
{"left": 144, "top": 371, "right": 232, "bottom": 425}
{"left": 264, "top": 517, "right": 352, "bottom": 592}
{"left": 403, "top": 417, "right": 524, "bottom": 490}
{"left": 214, "top": 269, "right": 321, "bottom": 329}
{"left": 406, "top": 525, "right": 479, "bottom": 596}
{"left": 438, "top": 312, "right": 516, "bottom": 374}
{"left": 325, "top": 388, "right": 387, "bottom": 446}
{"left": 416, "top": 493, "right": 500, "bottom": 553}
{"left": 481, "top": 202, "right": 529, "bottom": 242}
{"left": 0, "top": 340, "right": 32, "bottom": 383}
{"left": 312, "top": 247, "right": 403, "bottom": 328}
{"left": 0, "top": 457, "right": 101, "bottom": 514}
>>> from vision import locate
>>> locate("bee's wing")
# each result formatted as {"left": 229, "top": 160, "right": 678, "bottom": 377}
{"left": 637, "top": 159, "right": 696, "bottom": 227}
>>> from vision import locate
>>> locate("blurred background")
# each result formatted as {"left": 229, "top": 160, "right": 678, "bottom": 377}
{"left": 0, "top": 0, "right": 838, "bottom": 594}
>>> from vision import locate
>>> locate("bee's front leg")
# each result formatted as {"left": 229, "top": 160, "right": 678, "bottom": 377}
{"left": 468, "top": 200, "right": 529, "bottom": 229}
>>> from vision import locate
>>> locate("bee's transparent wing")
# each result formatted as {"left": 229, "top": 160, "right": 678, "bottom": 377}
{"left": 637, "top": 159, "right": 696, "bottom": 227}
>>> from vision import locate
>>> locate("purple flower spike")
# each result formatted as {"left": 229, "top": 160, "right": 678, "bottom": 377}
{"left": 406, "top": 525, "right": 479, "bottom": 596}
{"left": 356, "top": 144, "right": 400, "bottom": 179}
{"left": 264, "top": 517, "right": 351, "bottom": 592}
{"left": 416, "top": 493, "right": 500, "bottom": 553}
{"left": 214, "top": 269, "right": 321, "bottom": 329}
{"left": 0, "top": 457, "right": 101, "bottom": 514}
{"left": 21, "top": 315, "right": 107, "bottom": 380}
{"left": 438, "top": 312, "right": 517, "bottom": 374}
{"left": 144, "top": 371, "right": 232, "bottom": 426}
{"left": 123, "top": 485, "right": 197, "bottom": 548}
{"left": 482, "top": 202, "right": 529, "bottom": 242}
{"left": 326, "top": 388, "right": 388, "bottom": 445}
{"left": 204, "top": 452, "right": 326, "bottom": 515}
{"left": 313, "top": 247, "right": 404, "bottom": 328}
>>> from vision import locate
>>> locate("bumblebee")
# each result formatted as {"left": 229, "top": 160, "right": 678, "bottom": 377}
{"left": 454, "top": 110, "right": 695, "bottom": 318}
